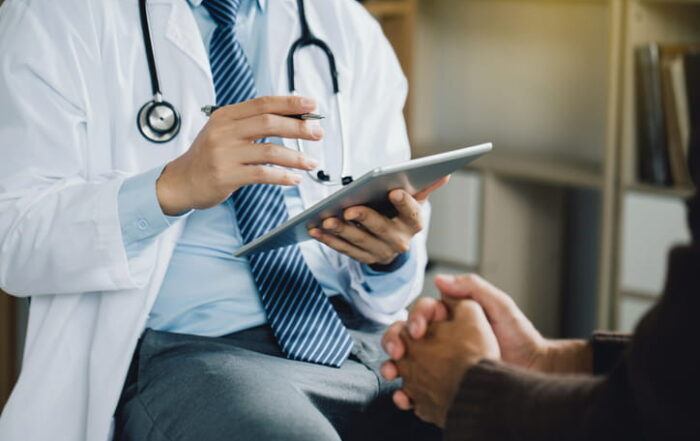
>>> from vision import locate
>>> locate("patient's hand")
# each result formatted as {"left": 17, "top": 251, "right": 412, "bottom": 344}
{"left": 384, "top": 299, "right": 500, "bottom": 428}
{"left": 432, "top": 274, "right": 551, "bottom": 370}
{"left": 382, "top": 274, "right": 591, "bottom": 386}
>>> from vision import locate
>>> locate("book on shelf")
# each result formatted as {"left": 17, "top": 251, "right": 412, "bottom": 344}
{"left": 635, "top": 44, "right": 672, "bottom": 186}
{"left": 635, "top": 43, "right": 700, "bottom": 188}
{"left": 686, "top": 51, "right": 700, "bottom": 186}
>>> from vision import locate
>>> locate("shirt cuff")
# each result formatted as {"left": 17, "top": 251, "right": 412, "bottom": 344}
{"left": 362, "top": 252, "right": 411, "bottom": 275}
{"left": 117, "top": 166, "right": 182, "bottom": 248}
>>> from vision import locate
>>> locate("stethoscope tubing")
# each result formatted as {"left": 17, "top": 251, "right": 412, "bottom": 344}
{"left": 288, "top": 0, "right": 351, "bottom": 186}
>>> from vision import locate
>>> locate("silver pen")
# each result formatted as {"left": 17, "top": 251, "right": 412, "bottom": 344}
{"left": 201, "top": 105, "right": 324, "bottom": 120}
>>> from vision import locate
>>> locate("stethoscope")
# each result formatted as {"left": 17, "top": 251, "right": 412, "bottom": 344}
{"left": 288, "top": 0, "right": 353, "bottom": 186}
{"left": 137, "top": 0, "right": 182, "bottom": 143}
{"left": 137, "top": 0, "right": 353, "bottom": 186}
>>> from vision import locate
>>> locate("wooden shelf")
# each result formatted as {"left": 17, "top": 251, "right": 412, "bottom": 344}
{"left": 363, "top": 0, "right": 413, "bottom": 18}
{"left": 620, "top": 289, "right": 660, "bottom": 301}
{"left": 466, "top": 151, "right": 604, "bottom": 190}
{"left": 625, "top": 182, "right": 696, "bottom": 198}
{"left": 640, "top": 0, "right": 700, "bottom": 4}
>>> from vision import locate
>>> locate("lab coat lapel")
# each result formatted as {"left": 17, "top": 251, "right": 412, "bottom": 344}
{"left": 159, "top": 0, "right": 213, "bottom": 81}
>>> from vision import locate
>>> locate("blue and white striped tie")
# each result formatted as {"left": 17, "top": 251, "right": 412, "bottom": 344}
{"left": 203, "top": 0, "right": 353, "bottom": 367}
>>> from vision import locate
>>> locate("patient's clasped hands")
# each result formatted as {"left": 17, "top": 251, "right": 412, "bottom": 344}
{"left": 381, "top": 274, "right": 593, "bottom": 428}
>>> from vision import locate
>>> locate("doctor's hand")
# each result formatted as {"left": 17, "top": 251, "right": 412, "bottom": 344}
{"left": 308, "top": 177, "right": 449, "bottom": 266}
{"left": 156, "top": 96, "right": 323, "bottom": 216}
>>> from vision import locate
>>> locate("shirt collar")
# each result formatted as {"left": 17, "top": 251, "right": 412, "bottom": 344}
{"left": 188, "top": 0, "right": 266, "bottom": 12}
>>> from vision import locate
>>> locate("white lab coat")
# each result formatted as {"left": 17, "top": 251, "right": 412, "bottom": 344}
{"left": 0, "top": 0, "right": 427, "bottom": 440}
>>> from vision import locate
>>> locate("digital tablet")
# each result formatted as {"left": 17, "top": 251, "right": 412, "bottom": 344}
{"left": 235, "top": 142, "right": 493, "bottom": 257}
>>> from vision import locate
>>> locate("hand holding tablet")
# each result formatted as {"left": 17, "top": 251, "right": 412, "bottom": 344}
{"left": 308, "top": 176, "right": 451, "bottom": 266}
{"left": 235, "top": 143, "right": 493, "bottom": 257}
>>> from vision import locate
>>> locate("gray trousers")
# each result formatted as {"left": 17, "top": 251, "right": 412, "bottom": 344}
{"left": 114, "top": 299, "right": 441, "bottom": 441}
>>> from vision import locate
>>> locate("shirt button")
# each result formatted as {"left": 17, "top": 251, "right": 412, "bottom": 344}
{"left": 137, "top": 219, "right": 149, "bottom": 231}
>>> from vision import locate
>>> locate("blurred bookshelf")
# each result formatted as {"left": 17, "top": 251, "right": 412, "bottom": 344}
{"left": 625, "top": 181, "right": 695, "bottom": 197}
{"left": 466, "top": 151, "right": 604, "bottom": 190}
{"left": 409, "top": 0, "right": 700, "bottom": 336}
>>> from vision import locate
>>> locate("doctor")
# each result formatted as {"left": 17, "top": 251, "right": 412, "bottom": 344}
{"left": 0, "top": 0, "right": 443, "bottom": 440}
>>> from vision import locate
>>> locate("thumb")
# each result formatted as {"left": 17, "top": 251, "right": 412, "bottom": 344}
{"left": 434, "top": 274, "right": 475, "bottom": 299}
{"left": 435, "top": 274, "right": 514, "bottom": 322}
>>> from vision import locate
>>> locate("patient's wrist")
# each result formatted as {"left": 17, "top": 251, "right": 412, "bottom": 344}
{"left": 540, "top": 339, "right": 593, "bottom": 375}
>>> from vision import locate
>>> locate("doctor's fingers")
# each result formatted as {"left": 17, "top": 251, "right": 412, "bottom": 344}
{"left": 343, "top": 207, "right": 413, "bottom": 253}
{"left": 308, "top": 229, "right": 378, "bottom": 265}
{"left": 233, "top": 113, "right": 324, "bottom": 142}
{"left": 235, "top": 166, "right": 304, "bottom": 187}
{"left": 237, "top": 143, "right": 319, "bottom": 171}
{"left": 321, "top": 218, "right": 397, "bottom": 264}
{"left": 389, "top": 190, "right": 424, "bottom": 234}
{"left": 212, "top": 96, "right": 317, "bottom": 121}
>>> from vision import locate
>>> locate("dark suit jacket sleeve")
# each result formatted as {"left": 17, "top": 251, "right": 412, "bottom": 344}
{"left": 445, "top": 244, "right": 700, "bottom": 441}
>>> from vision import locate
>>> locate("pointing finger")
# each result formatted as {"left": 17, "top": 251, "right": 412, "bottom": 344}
{"left": 237, "top": 114, "right": 324, "bottom": 142}
{"left": 213, "top": 95, "right": 317, "bottom": 121}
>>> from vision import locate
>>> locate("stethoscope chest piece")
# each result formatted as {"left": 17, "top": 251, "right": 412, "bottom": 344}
{"left": 137, "top": 0, "right": 181, "bottom": 144}
{"left": 137, "top": 97, "right": 181, "bottom": 143}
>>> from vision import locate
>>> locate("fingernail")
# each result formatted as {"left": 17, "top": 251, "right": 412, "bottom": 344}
{"left": 309, "top": 229, "right": 320, "bottom": 238}
{"left": 305, "top": 157, "right": 320, "bottom": 169}
{"left": 308, "top": 121, "right": 324, "bottom": 139}
{"left": 392, "top": 191, "right": 405, "bottom": 202}
{"left": 290, "top": 174, "right": 302, "bottom": 185}
{"left": 345, "top": 211, "right": 357, "bottom": 221}
{"left": 380, "top": 364, "right": 393, "bottom": 379}
{"left": 437, "top": 274, "right": 456, "bottom": 284}
{"left": 409, "top": 321, "right": 420, "bottom": 338}
{"left": 386, "top": 342, "right": 396, "bottom": 358}
{"left": 300, "top": 97, "right": 316, "bottom": 108}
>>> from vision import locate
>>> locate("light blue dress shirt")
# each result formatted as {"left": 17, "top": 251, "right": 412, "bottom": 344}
{"left": 117, "top": 0, "right": 414, "bottom": 337}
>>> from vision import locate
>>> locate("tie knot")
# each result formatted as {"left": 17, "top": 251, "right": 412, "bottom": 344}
{"left": 203, "top": 0, "right": 242, "bottom": 27}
